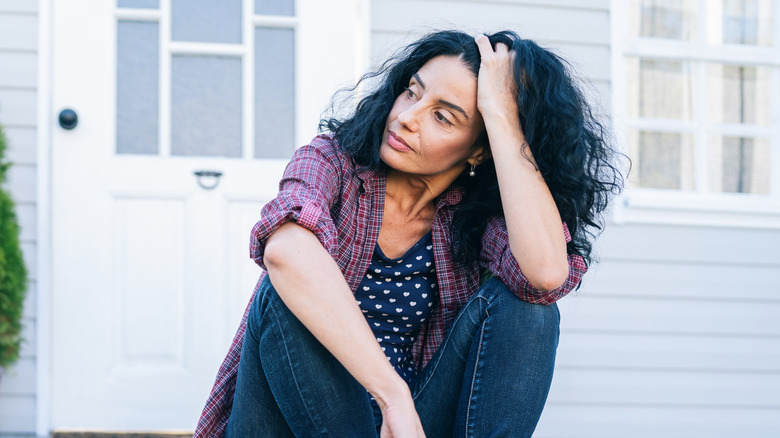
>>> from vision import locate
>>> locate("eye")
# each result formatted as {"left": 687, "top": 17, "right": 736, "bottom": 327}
{"left": 404, "top": 87, "right": 417, "bottom": 99}
{"left": 434, "top": 111, "right": 453, "bottom": 126}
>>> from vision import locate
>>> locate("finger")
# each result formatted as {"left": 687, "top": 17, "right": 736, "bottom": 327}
{"left": 494, "top": 42, "right": 510, "bottom": 55}
{"left": 474, "top": 33, "right": 494, "bottom": 57}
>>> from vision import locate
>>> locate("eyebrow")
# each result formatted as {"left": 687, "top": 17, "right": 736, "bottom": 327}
{"left": 412, "top": 73, "right": 470, "bottom": 121}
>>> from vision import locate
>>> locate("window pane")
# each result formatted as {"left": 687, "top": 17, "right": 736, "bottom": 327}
{"left": 254, "top": 27, "right": 295, "bottom": 158}
{"left": 118, "top": 0, "right": 158, "bottom": 8}
{"left": 627, "top": 57, "right": 693, "bottom": 119}
{"left": 708, "top": 136, "right": 770, "bottom": 194}
{"left": 634, "top": 0, "right": 697, "bottom": 40}
{"left": 719, "top": 0, "right": 773, "bottom": 46}
{"left": 117, "top": 21, "right": 159, "bottom": 155}
{"left": 630, "top": 130, "right": 695, "bottom": 190}
{"left": 707, "top": 64, "right": 771, "bottom": 125}
{"left": 171, "top": 0, "right": 242, "bottom": 44}
{"left": 255, "top": 0, "right": 294, "bottom": 16}
{"left": 171, "top": 55, "right": 242, "bottom": 157}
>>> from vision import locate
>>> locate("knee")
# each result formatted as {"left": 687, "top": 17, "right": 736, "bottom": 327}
{"left": 480, "top": 278, "right": 560, "bottom": 340}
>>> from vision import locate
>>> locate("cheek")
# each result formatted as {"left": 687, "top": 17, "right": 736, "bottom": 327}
{"left": 387, "top": 95, "right": 406, "bottom": 122}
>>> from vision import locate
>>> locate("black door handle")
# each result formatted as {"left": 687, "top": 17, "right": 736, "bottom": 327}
{"left": 58, "top": 108, "right": 78, "bottom": 130}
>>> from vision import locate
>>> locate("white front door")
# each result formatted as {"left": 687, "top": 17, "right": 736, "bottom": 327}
{"left": 49, "top": 0, "right": 364, "bottom": 430}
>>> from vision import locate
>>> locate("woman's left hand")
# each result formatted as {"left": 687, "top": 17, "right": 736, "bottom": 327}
{"left": 474, "top": 34, "right": 518, "bottom": 121}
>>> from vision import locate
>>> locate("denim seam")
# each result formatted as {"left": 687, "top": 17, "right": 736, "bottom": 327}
{"left": 412, "top": 295, "right": 490, "bottom": 401}
{"left": 464, "top": 317, "right": 487, "bottom": 438}
{"left": 267, "top": 303, "right": 325, "bottom": 435}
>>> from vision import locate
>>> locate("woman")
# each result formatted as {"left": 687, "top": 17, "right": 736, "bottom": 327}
{"left": 196, "top": 30, "right": 623, "bottom": 437}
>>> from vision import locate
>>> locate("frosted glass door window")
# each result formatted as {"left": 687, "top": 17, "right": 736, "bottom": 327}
{"left": 256, "top": 0, "right": 294, "bottom": 16}
{"left": 117, "top": 21, "right": 159, "bottom": 155}
{"left": 171, "top": 0, "right": 242, "bottom": 44}
{"left": 171, "top": 55, "right": 243, "bottom": 157}
{"left": 118, "top": 0, "right": 158, "bottom": 8}
{"left": 255, "top": 27, "right": 295, "bottom": 158}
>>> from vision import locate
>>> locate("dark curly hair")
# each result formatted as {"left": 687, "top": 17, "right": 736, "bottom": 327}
{"left": 321, "top": 30, "right": 626, "bottom": 268}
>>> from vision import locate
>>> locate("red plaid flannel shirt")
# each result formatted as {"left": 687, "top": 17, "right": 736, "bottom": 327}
{"left": 194, "top": 134, "right": 587, "bottom": 436}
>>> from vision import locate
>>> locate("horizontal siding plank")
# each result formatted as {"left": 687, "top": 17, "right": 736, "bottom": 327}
{"left": 0, "top": 89, "right": 37, "bottom": 126}
{"left": 15, "top": 203, "right": 35, "bottom": 241}
{"left": 557, "top": 331, "right": 780, "bottom": 372}
{"left": 370, "top": 30, "right": 612, "bottom": 83}
{"left": 0, "top": 0, "right": 37, "bottom": 13}
{"left": 583, "top": 79, "right": 610, "bottom": 115}
{"left": 0, "top": 396, "right": 35, "bottom": 434}
{"left": 558, "top": 295, "right": 780, "bottom": 336}
{"left": 20, "top": 241, "right": 35, "bottom": 281}
{"left": 552, "top": 43, "right": 611, "bottom": 81}
{"left": 3, "top": 163, "right": 36, "bottom": 203}
{"left": 581, "top": 259, "right": 780, "bottom": 301}
{"left": 0, "top": 14, "right": 36, "bottom": 51}
{"left": 536, "top": 404, "right": 780, "bottom": 438}
{"left": 23, "top": 280, "right": 35, "bottom": 319}
{"left": 595, "top": 223, "right": 780, "bottom": 266}
{"left": 0, "top": 357, "right": 35, "bottom": 396}
{"left": 547, "top": 368, "right": 780, "bottom": 407}
{"left": 19, "top": 317, "right": 35, "bottom": 358}
{"left": 2, "top": 126, "right": 37, "bottom": 165}
{"left": 422, "top": 0, "right": 609, "bottom": 10}
{"left": 371, "top": 1, "right": 610, "bottom": 46}
{"left": 0, "top": 51, "right": 37, "bottom": 88}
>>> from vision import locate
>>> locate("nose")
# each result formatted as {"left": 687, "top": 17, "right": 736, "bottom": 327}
{"left": 397, "top": 102, "right": 421, "bottom": 132}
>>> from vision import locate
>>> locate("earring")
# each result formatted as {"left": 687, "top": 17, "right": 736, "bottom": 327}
{"left": 468, "top": 164, "right": 476, "bottom": 177}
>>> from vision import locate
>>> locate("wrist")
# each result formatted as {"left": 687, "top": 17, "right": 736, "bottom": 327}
{"left": 370, "top": 375, "right": 412, "bottom": 410}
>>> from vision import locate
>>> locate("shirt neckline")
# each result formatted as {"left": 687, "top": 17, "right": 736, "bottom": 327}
{"left": 374, "top": 230, "right": 433, "bottom": 263}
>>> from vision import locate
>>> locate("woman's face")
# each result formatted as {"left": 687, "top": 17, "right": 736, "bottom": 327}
{"left": 380, "top": 55, "right": 485, "bottom": 182}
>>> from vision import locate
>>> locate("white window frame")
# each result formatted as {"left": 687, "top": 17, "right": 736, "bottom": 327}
{"left": 610, "top": 0, "right": 780, "bottom": 229}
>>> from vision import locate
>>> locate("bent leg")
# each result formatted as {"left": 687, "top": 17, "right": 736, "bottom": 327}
{"left": 226, "top": 276, "right": 377, "bottom": 437}
{"left": 412, "top": 277, "right": 560, "bottom": 438}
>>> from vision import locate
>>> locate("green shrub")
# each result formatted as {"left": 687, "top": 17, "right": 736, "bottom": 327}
{"left": 0, "top": 123, "right": 28, "bottom": 369}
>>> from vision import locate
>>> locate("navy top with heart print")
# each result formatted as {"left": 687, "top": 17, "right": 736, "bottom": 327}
{"left": 354, "top": 231, "right": 437, "bottom": 382}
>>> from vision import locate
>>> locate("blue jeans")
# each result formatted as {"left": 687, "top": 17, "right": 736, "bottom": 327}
{"left": 226, "top": 276, "right": 559, "bottom": 437}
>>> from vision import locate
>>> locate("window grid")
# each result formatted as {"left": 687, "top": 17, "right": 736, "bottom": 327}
{"left": 622, "top": 0, "right": 779, "bottom": 199}
{"left": 115, "top": 0, "right": 298, "bottom": 160}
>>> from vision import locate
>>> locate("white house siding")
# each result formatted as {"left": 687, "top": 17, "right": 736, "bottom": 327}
{"left": 0, "top": 0, "right": 38, "bottom": 435}
{"left": 372, "top": 1, "right": 780, "bottom": 437}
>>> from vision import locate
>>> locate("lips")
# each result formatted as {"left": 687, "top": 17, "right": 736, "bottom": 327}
{"left": 387, "top": 131, "right": 412, "bottom": 152}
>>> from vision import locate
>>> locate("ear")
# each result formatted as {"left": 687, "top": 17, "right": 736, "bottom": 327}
{"left": 467, "top": 145, "right": 491, "bottom": 166}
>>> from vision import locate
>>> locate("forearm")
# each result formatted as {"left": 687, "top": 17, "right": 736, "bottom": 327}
{"left": 264, "top": 222, "right": 410, "bottom": 405}
{"left": 484, "top": 113, "right": 569, "bottom": 291}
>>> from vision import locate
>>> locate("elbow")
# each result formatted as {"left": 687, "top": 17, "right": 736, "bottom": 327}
{"left": 526, "top": 262, "right": 569, "bottom": 292}
{"left": 264, "top": 222, "right": 310, "bottom": 272}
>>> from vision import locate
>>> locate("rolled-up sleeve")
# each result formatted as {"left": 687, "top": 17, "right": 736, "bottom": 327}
{"left": 249, "top": 137, "right": 343, "bottom": 268}
{"left": 480, "top": 218, "right": 587, "bottom": 304}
